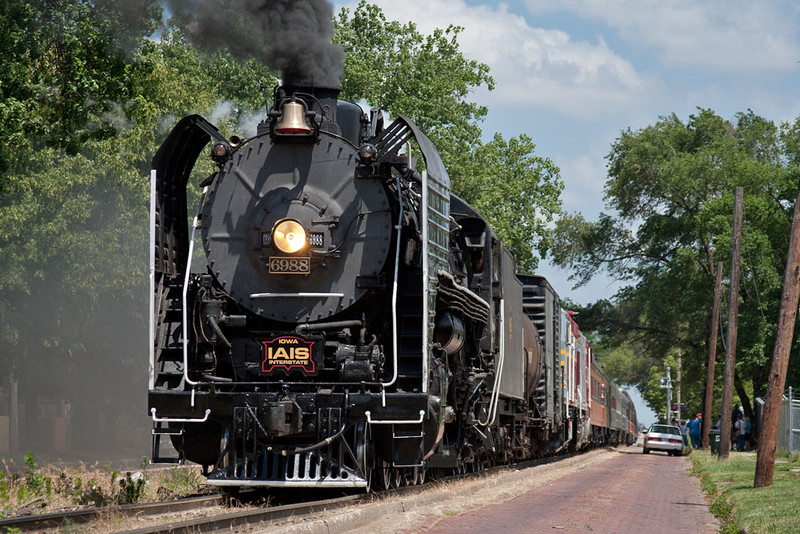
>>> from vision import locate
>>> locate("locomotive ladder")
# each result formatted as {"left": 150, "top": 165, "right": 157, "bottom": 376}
{"left": 395, "top": 275, "right": 424, "bottom": 392}
{"left": 153, "top": 274, "right": 186, "bottom": 389}
{"left": 150, "top": 273, "right": 188, "bottom": 463}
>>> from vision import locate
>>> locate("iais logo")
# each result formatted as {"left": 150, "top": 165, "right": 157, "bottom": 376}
{"left": 261, "top": 336, "right": 316, "bottom": 374}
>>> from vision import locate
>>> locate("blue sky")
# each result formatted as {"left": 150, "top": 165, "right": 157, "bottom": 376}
{"left": 335, "top": 0, "right": 800, "bottom": 309}
{"left": 333, "top": 0, "right": 800, "bottom": 425}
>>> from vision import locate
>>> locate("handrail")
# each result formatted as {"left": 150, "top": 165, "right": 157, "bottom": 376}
{"left": 151, "top": 407, "right": 211, "bottom": 423}
{"left": 181, "top": 187, "right": 208, "bottom": 388}
{"left": 365, "top": 410, "right": 425, "bottom": 425}
{"left": 250, "top": 292, "right": 344, "bottom": 298}
{"left": 148, "top": 170, "right": 156, "bottom": 390}
{"left": 381, "top": 173, "right": 403, "bottom": 393}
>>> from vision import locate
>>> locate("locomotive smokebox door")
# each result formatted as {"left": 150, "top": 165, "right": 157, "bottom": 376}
{"left": 201, "top": 135, "right": 392, "bottom": 325}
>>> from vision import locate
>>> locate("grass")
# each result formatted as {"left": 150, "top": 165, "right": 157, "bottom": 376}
{"left": 689, "top": 449, "right": 800, "bottom": 534}
{"left": 0, "top": 454, "right": 209, "bottom": 518}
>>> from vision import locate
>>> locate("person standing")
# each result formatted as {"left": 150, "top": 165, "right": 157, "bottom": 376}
{"left": 735, "top": 413, "right": 745, "bottom": 451}
{"left": 744, "top": 417, "right": 752, "bottom": 451}
{"left": 688, "top": 414, "right": 702, "bottom": 449}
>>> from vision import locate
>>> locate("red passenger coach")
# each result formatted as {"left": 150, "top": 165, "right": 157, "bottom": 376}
{"left": 590, "top": 362, "right": 608, "bottom": 433}
{"left": 557, "top": 309, "right": 636, "bottom": 451}
{"left": 589, "top": 360, "right": 637, "bottom": 446}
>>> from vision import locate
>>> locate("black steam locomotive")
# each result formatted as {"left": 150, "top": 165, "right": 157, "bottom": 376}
{"left": 148, "top": 83, "right": 635, "bottom": 489}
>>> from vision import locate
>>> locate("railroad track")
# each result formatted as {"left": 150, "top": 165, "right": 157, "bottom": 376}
{"left": 0, "top": 494, "right": 222, "bottom": 532}
{"left": 119, "top": 493, "right": 370, "bottom": 534}
{"left": 116, "top": 453, "right": 583, "bottom": 534}
{"left": 0, "top": 451, "right": 582, "bottom": 533}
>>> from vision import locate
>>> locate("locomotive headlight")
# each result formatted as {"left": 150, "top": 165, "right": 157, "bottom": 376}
{"left": 272, "top": 219, "right": 307, "bottom": 254}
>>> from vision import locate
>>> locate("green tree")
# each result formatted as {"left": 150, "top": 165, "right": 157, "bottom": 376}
{"left": 552, "top": 108, "right": 800, "bottom": 413}
{"left": 461, "top": 134, "right": 563, "bottom": 271}
{"left": 0, "top": 0, "right": 160, "bottom": 163}
{"left": 334, "top": 2, "right": 562, "bottom": 270}
{"left": 334, "top": 1, "right": 493, "bottom": 165}
{"left": 0, "top": 2, "right": 274, "bottom": 453}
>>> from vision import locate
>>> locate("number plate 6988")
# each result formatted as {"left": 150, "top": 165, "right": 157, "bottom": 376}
{"left": 268, "top": 256, "right": 310, "bottom": 274}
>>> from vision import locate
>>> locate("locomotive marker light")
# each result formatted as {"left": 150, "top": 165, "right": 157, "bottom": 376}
{"left": 358, "top": 143, "right": 377, "bottom": 163}
{"left": 211, "top": 142, "right": 231, "bottom": 165}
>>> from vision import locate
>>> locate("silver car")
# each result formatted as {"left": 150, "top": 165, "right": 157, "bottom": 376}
{"left": 643, "top": 424, "right": 684, "bottom": 456}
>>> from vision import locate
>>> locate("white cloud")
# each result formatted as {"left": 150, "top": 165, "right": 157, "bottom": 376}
{"left": 338, "top": 0, "right": 654, "bottom": 118}
{"left": 524, "top": 0, "right": 800, "bottom": 72}
{"left": 558, "top": 152, "right": 607, "bottom": 213}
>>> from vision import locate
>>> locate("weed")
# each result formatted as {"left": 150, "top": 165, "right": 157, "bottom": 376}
{"left": 709, "top": 494, "right": 733, "bottom": 517}
{"left": 0, "top": 453, "right": 205, "bottom": 516}
{"left": 157, "top": 466, "right": 203, "bottom": 496}
{"left": 0, "top": 470, "right": 8, "bottom": 503}
{"left": 79, "top": 479, "right": 109, "bottom": 507}
{"left": 116, "top": 472, "right": 147, "bottom": 504}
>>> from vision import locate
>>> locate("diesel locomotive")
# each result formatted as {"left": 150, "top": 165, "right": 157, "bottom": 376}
{"left": 148, "top": 82, "right": 636, "bottom": 489}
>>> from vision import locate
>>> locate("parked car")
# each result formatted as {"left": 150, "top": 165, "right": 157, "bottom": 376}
{"left": 643, "top": 424, "right": 684, "bottom": 456}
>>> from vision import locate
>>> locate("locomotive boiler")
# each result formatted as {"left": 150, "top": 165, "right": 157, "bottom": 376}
{"left": 148, "top": 82, "right": 635, "bottom": 489}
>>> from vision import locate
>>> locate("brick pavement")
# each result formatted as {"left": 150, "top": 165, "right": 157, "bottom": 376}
{"left": 402, "top": 450, "right": 720, "bottom": 534}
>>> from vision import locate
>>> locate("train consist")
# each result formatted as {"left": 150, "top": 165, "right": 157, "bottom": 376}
{"left": 148, "top": 82, "right": 636, "bottom": 489}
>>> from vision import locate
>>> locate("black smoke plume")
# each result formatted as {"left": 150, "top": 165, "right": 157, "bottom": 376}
{"left": 165, "top": 0, "right": 344, "bottom": 87}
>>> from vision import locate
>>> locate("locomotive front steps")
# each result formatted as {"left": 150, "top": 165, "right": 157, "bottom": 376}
{"left": 151, "top": 421, "right": 184, "bottom": 464}
{"left": 391, "top": 424, "right": 424, "bottom": 467}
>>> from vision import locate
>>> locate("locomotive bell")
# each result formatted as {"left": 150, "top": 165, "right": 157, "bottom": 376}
{"left": 275, "top": 100, "right": 311, "bottom": 134}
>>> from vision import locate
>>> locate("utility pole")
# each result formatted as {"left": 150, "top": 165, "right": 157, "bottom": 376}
{"left": 754, "top": 181, "right": 800, "bottom": 487}
{"left": 660, "top": 367, "right": 672, "bottom": 423}
{"left": 703, "top": 262, "right": 723, "bottom": 449}
{"left": 676, "top": 348, "right": 681, "bottom": 423}
{"left": 719, "top": 187, "right": 743, "bottom": 459}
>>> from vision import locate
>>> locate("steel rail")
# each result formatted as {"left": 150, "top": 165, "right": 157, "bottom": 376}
{"left": 117, "top": 493, "right": 369, "bottom": 534}
{"left": 0, "top": 494, "right": 222, "bottom": 532}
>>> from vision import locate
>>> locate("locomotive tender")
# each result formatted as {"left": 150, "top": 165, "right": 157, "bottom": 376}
{"left": 148, "top": 82, "right": 636, "bottom": 489}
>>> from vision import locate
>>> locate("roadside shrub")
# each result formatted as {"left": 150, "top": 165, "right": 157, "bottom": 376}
{"left": 115, "top": 471, "right": 147, "bottom": 505}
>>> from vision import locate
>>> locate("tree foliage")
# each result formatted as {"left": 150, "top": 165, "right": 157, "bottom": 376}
{"left": 461, "top": 134, "right": 563, "bottom": 271}
{"left": 334, "top": 1, "right": 493, "bottom": 159}
{"left": 0, "top": 0, "right": 275, "bottom": 451}
{"left": 553, "top": 108, "right": 800, "bottom": 416}
{"left": 334, "top": 1, "right": 562, "bottom": 270}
